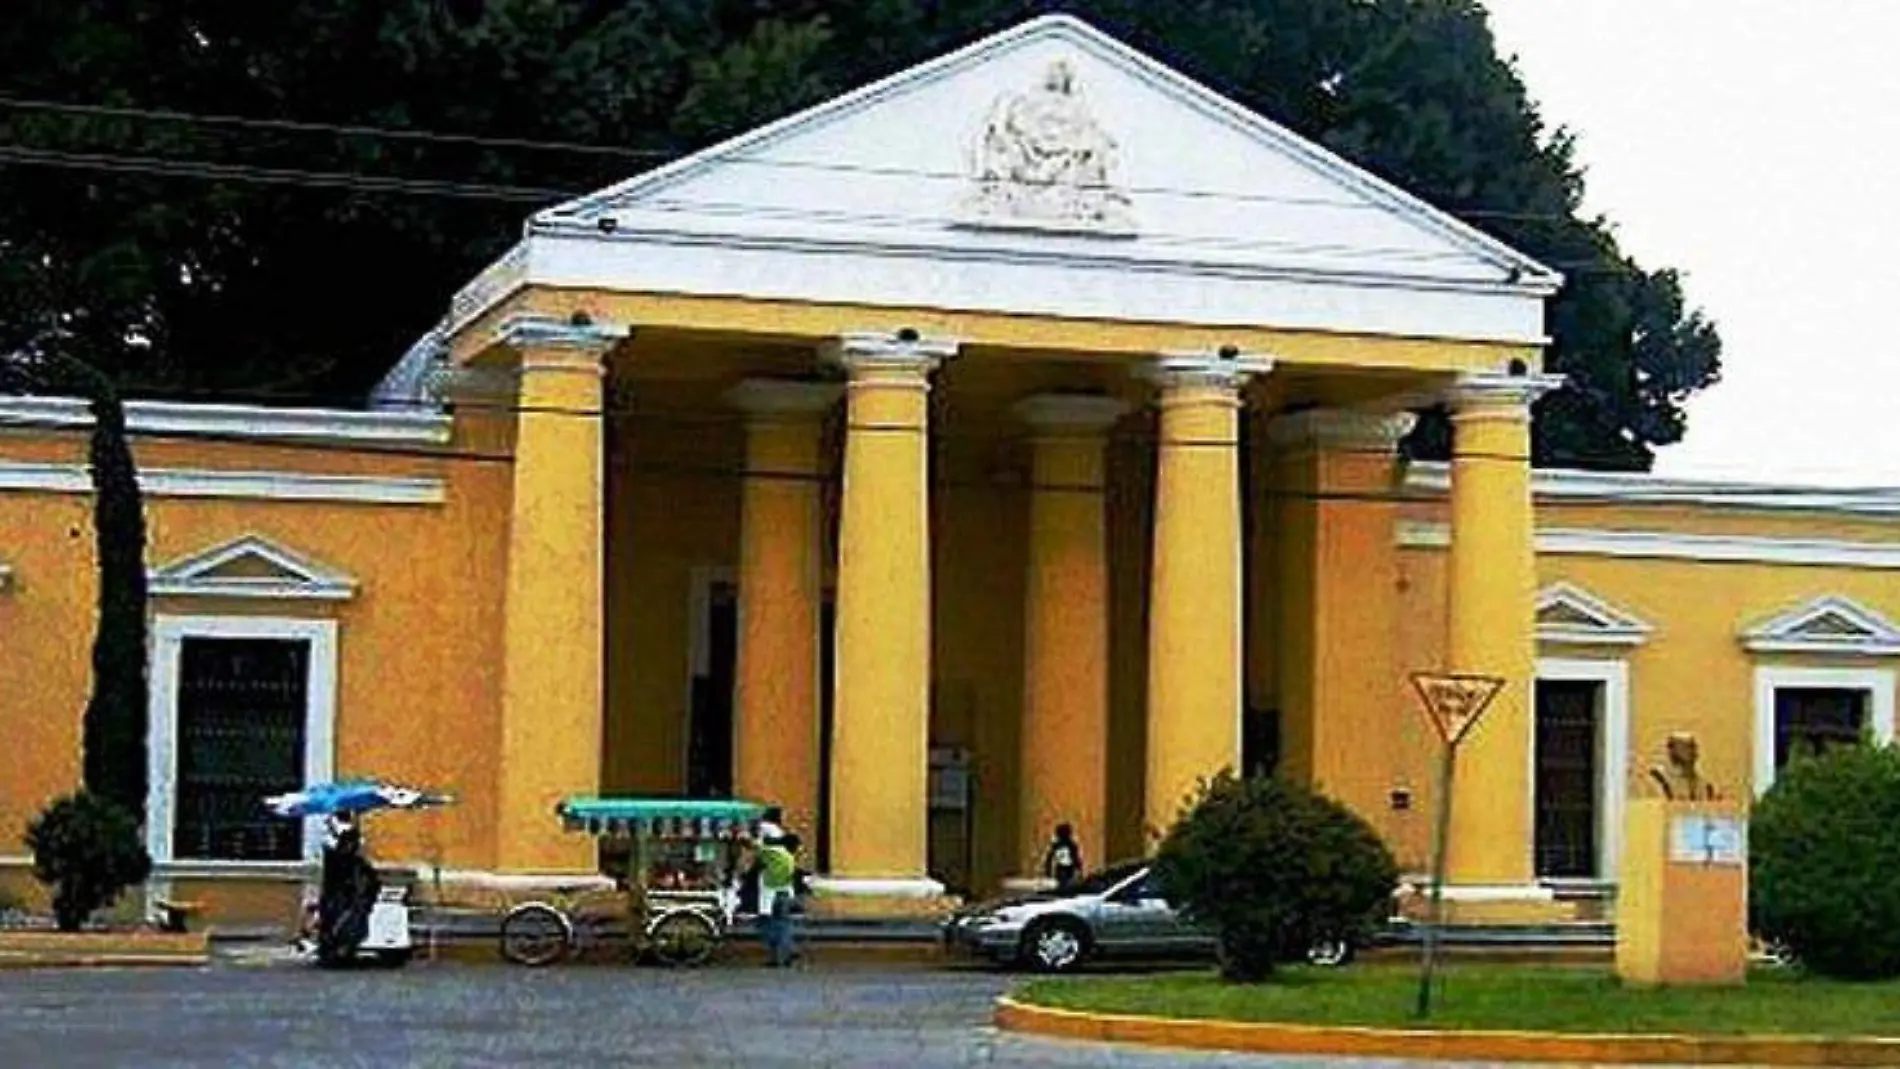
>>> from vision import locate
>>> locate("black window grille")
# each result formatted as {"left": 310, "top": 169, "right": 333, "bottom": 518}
{"left": 173, "top": 637, "right": 309, "bottom": 862}
{"left": 1534, "top": 680, "right": 1599, "bottom": 880}
{"left": 1774, "top": 687, "right": 1867, "bottom": 771}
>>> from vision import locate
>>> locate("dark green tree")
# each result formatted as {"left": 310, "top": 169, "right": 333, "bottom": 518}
{"left": 1, "top": 0, "right": 1717, "bottom": 468}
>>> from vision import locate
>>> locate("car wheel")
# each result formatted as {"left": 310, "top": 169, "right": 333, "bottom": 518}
{"left": 1022, "top": 919, "right": 1089, "bottom": 974}
{"left": 1305, "top": 937, "right": 1354, "bottom": 968}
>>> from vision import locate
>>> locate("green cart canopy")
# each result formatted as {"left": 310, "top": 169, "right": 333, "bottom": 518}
{"left": 556, "top": 796, "right": 767, "bottom": 840}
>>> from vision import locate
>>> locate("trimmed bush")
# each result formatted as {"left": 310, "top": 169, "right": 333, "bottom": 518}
{"left": 1153, "top": 772, "right": 1399, "bottom": 981}
{"left": 24, "top": 792, "right": 153, "bottom": 932}
{"left": 1751, "top": 742, "right": 1900, "bottom": 979}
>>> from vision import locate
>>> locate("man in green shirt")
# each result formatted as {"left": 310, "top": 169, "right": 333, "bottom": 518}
{"left": 757, "top": 833, "right": 801, "bottom": 967}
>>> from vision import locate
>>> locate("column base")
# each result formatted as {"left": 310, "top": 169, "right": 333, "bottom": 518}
{"left": 805, "top": 876, "right": 957, "bottom": 920}
{"left": 1394, "top": 882, "right": 1581, "bottom": 926}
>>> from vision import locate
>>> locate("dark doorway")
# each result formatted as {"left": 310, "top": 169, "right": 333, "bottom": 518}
{"left": 1774, "top": 687, "right": 1868, "bottom": 771}
{"left": 686, "top": 581, "right": 738, "bottom": 798}
{"left": 1242, "top": 706, "right": 1280, "bottom": 778}
{"left": 1534, "top": 679, "right": 1601, "bottom": 880}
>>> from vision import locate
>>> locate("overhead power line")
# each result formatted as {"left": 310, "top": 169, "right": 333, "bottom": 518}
{"left": 0, "top": 145, "right": 563, "bottom": 202}
{"left": 0, "top": 94, "right": 1586, "bottom": 224}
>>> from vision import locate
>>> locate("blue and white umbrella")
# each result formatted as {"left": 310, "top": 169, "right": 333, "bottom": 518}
{"left": 264, "top": 780, "right": 452, "bottom": 819}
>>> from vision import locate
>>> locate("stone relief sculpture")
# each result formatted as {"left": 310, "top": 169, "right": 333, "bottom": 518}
{"left": 957, "top": 59, "right": 1136, "bottom": 235}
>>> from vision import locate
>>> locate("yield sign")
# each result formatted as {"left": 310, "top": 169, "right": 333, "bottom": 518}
{"left": 1411, "top": 672, "right": 1506, "bottom": 748}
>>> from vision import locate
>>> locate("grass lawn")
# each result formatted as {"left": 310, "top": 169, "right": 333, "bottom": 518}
{"left": 1016, "top": 966, "right": 1900, "bottom": 1038}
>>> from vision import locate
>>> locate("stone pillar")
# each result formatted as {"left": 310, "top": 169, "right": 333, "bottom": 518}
{"left": 1142, "top": 350, "right": 1273, "bottom": 841}
{"left": 1444, "top": 371, "right": 1562, "bottom": 886}
{"left": 726, "top": 379, "right": 839, "bottom": 845}
{"left": 1014, "top": 394, "right": 1128, "bottom": 881}
{"left": 494, "top": 314, "right": 624, "bottom": 875}
{"left": 821, "top": 330, "right": 957, "bottom": 896}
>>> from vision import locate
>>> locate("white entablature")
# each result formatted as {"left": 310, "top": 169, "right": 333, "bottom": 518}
{"left": 438, "top": 14, "right": 1558, "bottom": 351}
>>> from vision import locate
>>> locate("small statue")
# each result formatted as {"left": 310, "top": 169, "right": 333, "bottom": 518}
{"left": 1646, "top": 731, "right": 1718, "bottom": 801}
{"left": 960, "top": 59, "right": 1135, "bottom": 233}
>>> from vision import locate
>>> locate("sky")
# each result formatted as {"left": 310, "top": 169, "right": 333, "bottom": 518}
{"left": 1483, "top": 0, "right": 1900, "bottom": 486}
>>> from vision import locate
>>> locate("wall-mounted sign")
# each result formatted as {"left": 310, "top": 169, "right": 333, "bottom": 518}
{"left": 1669, "top": 813, "right": 1747, "bottom": 866}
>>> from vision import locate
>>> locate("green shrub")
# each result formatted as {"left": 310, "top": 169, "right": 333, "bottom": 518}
{"left": 24, "top": 792, "right": 153, "bottom": 932}
{"left": 1153, "top": 772, "right": 1399, "bottom": 981}
{"left": 1751, "top": 742, "right": 1900, "bottom": 979}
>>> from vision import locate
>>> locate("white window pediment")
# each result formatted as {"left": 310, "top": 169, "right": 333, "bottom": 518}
{"left": 1740, "top": 595, "right": 1900, "bottom": 657}
{"left": 1536, "top": 582, "right": 1653, "bottom": 647}
{"left": 149, "top": 535, "right": 356, "bottom": 602}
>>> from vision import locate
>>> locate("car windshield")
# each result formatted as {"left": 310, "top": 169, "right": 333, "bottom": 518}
{"left": 1065, "top": 861, "right": 1147, "bottom": 897}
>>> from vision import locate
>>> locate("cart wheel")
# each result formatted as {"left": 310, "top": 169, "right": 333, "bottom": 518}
{"left": 500, "top": 903, "right": 573, "bottom": 967}
{"left": 646, "top": 910, "right": 718, "bottom": 968}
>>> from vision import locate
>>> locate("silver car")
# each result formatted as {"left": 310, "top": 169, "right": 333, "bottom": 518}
{"left": 941, "top": 860, "right": 1354, "bottom": 973}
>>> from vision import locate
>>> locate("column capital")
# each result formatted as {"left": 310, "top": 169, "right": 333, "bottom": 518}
{"left": 823, "top": 330, "right": 959, "bottom": 378}
{"left": 1265, "top": 408, "right": 1418, "bottom": 452}
{"left": 1140, "top": 348, "right": 1275, "bottom": 392}
{"left": 1445, "top": 371, "right": 1565, "bottom": 415}
{"left": 495, "top": 312, "right": 629, "bottom": 355}
{"left": 726, "top": 378, "right": 843, "bottom": 420}
{"left": 1013, "top": 393, "right": 1130, "bottom": 434}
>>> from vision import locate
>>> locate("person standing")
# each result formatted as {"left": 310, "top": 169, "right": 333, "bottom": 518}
{"left": 757, "top": 833, "right": 801, "bottom": 967}
{"left": 1042, "top": 823, "right": 1083, "bottom": 891}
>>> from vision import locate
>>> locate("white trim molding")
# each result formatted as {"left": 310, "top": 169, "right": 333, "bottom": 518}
{"left": 1406, "top": 461, "right": 1900, "bottom": 519}
{"left": 149, "top": 534, "right": 358, "bottom": 601}
{"left": 1740, "top": 595, "right": 1900, "bottom": 656}
{"left": 1536, "top": 582, "right": 1654, "bottom": 647}
{"left": 146, "top": 614, "right": 340, "bottom": 869}
{"left": 1534, "top": 658, "right": 1632, "bottom": 883}
{"left": 0, "top": 395, "right": 449, "bottom": 445}
{"left": 0, "top": 460, "right": 444, "bottom": 506}
{"left": 1752, "top": 665, "right": 1897, "bottom": 796}
{"left": 1428, "top": 884, "right": 1556, "bottom": 903}
{"left": 1398, "top": 521, "right": 1900, "bottom": 571}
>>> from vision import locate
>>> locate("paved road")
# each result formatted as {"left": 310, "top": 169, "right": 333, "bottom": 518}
{"left": 0, "top": 959, "right": 1575, "bottom": 1068}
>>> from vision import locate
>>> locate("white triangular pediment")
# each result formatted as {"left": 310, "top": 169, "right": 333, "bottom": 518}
{"left": 1741, "top": 595, "right": 1900, "bottom": 656}
{"left": 485, "top": 15, "right": 1556, "bottom": 345}
{"left": 1535, "top": 582, "right": 1653, "bottom": 646}
{"left": 149, "top": 535, "right": 356, "bottom": 601}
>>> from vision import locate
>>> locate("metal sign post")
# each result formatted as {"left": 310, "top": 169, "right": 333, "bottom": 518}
{"left": 1409, "top": 671, "right": 1505, "bottom": 1019}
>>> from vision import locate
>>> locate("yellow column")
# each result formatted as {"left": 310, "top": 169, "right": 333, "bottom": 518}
{"left": 1014, "top": 394, "right": 1128, "bottom": 880}
{"left": 823, "top": 331, "right": 957, "bottom": 895}
{"left": 727, "top": 379, "right": 840, "bottom": 842}
{"left": 1143, "top": 351, "right": 1273, "bottom": 840}
{"left": 1443, "top": 371, "right": 1562, "bottom": 886}
{"left": 494, "top": 313, "right": 623, "bottom": 874}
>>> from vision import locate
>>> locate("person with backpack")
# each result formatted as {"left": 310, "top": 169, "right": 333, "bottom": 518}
{"left": 1042, "top": 823, "right": 1083, "bottom": 891}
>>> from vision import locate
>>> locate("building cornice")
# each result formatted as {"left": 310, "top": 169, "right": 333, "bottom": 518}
{"left": 0, "top": 460, "right": 444, "bottom": 506}
{"left": 1405, "top": 461, "right": 1900, "bottom": 519}
{"left": 1399, "top": 521, "right": 1900, "bottom": 571}
{"left": 0, "top": 395, "right": 450, "bottom": 446}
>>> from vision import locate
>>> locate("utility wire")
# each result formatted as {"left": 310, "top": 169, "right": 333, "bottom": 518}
{"left": 0, "top": 94, "right": 1591, "bottom": 224}
{"left": 0, "top": 95, "right": 677, "bottom": 160}
{"left": 4, "top": 405, "right": 1892, "bottom": 507}
{"left": 0, "top": 144, "right": 1629, "bottom": 274}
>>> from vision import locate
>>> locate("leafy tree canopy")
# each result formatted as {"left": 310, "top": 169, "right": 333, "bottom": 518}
{"left": 1, "top": 0, "right": 1720, "bottom": 469}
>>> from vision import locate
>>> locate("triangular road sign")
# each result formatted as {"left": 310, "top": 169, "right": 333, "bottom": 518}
{"left": 1411, "top": 672, "right": 1506, "bottom": 748}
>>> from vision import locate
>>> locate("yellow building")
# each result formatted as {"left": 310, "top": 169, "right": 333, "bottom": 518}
{"left": 4, "top": 16, "right": 1898, "bottom": 923}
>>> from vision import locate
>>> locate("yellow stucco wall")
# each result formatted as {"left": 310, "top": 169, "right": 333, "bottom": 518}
{"left": 0, "top": 425, "right": 510, "bottom": 878}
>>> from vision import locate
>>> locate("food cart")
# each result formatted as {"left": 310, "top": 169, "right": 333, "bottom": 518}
{"left": 498, "top": 796, "right": 765, "bottom": 968}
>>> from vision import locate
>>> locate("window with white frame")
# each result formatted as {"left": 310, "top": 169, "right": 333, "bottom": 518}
{"left": 148, "top": 615, "right": 337, "bottom": 866}
{"left": 1752, "top": 666, "right": 1896, "bottom": 795}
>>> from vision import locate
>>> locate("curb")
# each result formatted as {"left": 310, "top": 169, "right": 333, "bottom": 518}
{"left": 0, "top": 953, "right": 208, "bottom": 970}
{"left": 993, "top": 996, "right": 1900, "bottom": 1066}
